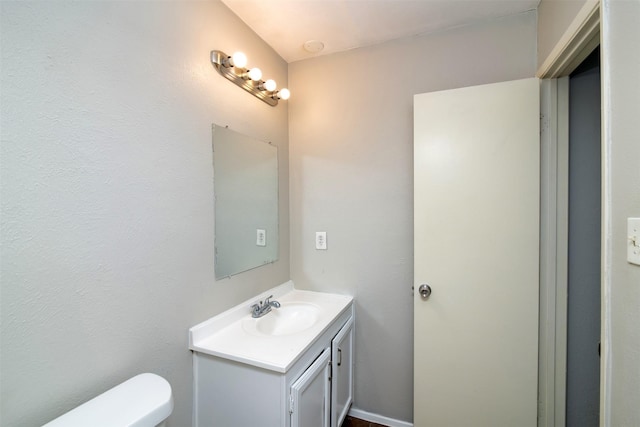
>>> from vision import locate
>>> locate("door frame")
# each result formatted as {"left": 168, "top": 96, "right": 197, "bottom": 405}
{"left": 539, "top": 76, "right": 570, "bottom": 427}
{"left": 536, "top": 1, "right": 607, "bottom": 426}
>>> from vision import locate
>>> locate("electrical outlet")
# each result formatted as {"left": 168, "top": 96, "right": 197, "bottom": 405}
{"left": 256, "top": 229, "right": 266, "bottom": 247}
{"left": 315, "top": 232, "right": 327, "bottom": 250}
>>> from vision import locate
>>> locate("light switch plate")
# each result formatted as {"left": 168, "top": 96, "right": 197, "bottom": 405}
{"left": 628, "top": 218, "right": 640, "bottom": 266}
{"left": 315, "top": 231, "right": 327, "bottom": 250}
{"left": 256, "top": 229, "right": 266, "bottom": 247}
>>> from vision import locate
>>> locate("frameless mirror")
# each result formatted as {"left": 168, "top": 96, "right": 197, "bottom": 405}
{"left": 213, "top": 124, "right": 279, "bottom": 279}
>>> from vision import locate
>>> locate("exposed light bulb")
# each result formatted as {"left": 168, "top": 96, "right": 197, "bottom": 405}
{"left": 263, "top": 79, "right": 277, "bottom": 92}
{"left": 211, "top": 49, "right": 287, "bottom": 106}
{"left": 248, "top": 68, "right": 262, "bottom": 81}
{"left": 231, "top": 51, "right": 247, "bottom": 68}
{"left": 278, "top": 88, "right": 290, "bottom": 100}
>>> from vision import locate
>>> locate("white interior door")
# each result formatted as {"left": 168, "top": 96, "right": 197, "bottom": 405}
{"left": 413, "top": 78, "right": 540, "bottom": 427}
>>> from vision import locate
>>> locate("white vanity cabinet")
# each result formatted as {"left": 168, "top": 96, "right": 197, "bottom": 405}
{"left": 189, "top": 283, "right": 354, "bottom": 427}
{"left": 289, "top": 347, "right": 331, "bottom": 427}
{"left": 289, "top": 317, "right": 354, "bottom": 427}
{"left": 331, "top": 316, "right": 354, "bottom": 427}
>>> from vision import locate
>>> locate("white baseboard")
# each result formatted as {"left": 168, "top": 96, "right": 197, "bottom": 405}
{"left": 348, "top": 407, "right": 413, "bottom": 427}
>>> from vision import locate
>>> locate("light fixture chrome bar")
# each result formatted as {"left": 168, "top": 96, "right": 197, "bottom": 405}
{"left": 210, "top": 50, "right": 278, "bottom": 107}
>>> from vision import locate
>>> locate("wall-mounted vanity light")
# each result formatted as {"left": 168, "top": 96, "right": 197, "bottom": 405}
{"left": 211, "top": 50, "right": 290, "bottom": 107}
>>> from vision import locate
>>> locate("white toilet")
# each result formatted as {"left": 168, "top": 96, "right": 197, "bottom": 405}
{"left": 43, "top": 373, "right": 173, "bottom": 427}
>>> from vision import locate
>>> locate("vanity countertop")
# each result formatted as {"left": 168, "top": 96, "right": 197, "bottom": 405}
{"left": 189, "top": 281, "right": 353, "bottom": 373}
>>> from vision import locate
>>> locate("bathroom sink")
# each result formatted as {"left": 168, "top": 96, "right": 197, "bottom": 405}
{"left": 247, "top": 302, "right": 321, "bottom": 336}
{"left": 190, "top": 281, "right": 354, "bottom": 372}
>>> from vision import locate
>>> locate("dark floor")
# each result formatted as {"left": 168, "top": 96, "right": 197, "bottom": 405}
{"left": 341, "top": 415, "right": 389, "bottom": 427}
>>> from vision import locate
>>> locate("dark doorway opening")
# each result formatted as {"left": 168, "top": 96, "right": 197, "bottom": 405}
{"left": 566, "top": 46, "right": 601, "bottom": 427}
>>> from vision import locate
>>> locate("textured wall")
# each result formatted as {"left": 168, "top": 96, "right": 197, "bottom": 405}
{"left": 0, "top": 1, "right": 289, "bottom": 426}
{"left": 601, "top": 0, "right": 640, "bottom": 424}
{"left": 288, "top": 11, "right": 537, "bottom": 423}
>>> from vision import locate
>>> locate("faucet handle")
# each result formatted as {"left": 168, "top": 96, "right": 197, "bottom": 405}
{"left": 264, "top": 295, "right": 273, "bottom": 305}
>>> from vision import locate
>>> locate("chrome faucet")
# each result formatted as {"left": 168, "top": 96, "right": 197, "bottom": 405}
{"left": 251, "top": 295, "right": 281, "bottom": 318}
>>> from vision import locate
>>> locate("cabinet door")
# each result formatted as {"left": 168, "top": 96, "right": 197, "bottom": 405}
{"left": 290, "top": 347, "right": 331, "bottom": 427}
{"left": 331, "top": 317, "right": 354, "bottom": 427}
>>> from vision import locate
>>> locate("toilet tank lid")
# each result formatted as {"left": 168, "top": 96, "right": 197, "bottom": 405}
{"left": 43, "top": 373, "right": 174, "bottom": 427}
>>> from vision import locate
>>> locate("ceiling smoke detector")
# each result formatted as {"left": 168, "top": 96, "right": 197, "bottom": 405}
{"left": 303, "top": 40, "right": 325, "bottom": 54}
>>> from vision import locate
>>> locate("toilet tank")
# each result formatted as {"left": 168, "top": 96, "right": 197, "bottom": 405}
{"left": 43, "top": 373, "right": 173, "bottom": 427}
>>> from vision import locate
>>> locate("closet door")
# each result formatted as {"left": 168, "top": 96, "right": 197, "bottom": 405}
{"left": 290, "top": 348, "right": 331, "bottom": 427}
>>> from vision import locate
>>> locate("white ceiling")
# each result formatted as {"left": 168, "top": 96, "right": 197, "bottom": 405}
{"left": 221, "top": 0, "right": 540, "bottom": 63}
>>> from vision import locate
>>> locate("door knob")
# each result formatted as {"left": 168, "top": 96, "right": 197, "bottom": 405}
{"left": 419, "top": 284, "right": 432, "bottom": 299}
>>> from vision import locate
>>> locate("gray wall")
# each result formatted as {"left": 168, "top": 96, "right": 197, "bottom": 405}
{"left": 602, "top": 0, "right": 640, "bottom": 424}
{"left": 567, "top": 49, "right": 601, "bottom": 427}
{"left": 0, "top": 1, "right": 289, "bottom": 426}
{"left": 288, "top": 11, "right": 537, "bottom": 423}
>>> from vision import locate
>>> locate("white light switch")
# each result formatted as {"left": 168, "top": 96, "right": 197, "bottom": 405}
{"left": 628, "top": 218, "right": 640, "bottom": 266}
{"left": 256, "top": 229, "right": 266, "bottom": 247}
{"left": 315, "top": 232, "right": 327, "bottom": 250}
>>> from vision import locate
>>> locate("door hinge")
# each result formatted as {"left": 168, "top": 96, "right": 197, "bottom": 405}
{"left": 289, "top": 395, "right": 294, "bottom": 414}
{"left": 540, "top": 113, "right": 546, "bottom": 136}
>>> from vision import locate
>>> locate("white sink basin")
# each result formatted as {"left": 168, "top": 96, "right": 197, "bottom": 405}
{"left": 245, "top": 302, "right": 320, "bottom": 336}
{"left": 189, "top": 281, "right": 353, "bottom": 372}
